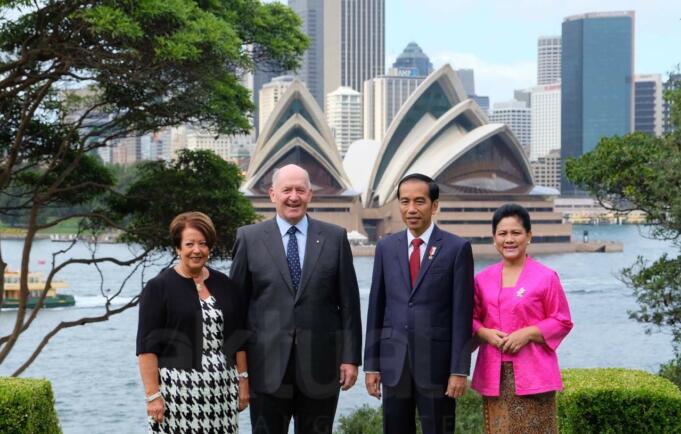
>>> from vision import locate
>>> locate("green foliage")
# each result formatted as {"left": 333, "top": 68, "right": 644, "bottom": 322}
{"left": 335, "top": 387, "right": 483, "bottom": 434}
{"left": 565, "top": 78, "right": 681, "bottom": 356}
{"left": 336, "top": 405, "right": 386, "bottom": 434}
{"left": 0, "top": 0, "right": 306, "bottom": 371}
{"left": 0, "top": 377, "right": 61, "bottom": 434}
{"left": 558, "top": 368, "right": 681, "bottom": 434}
{"left": 109, "top": 149, "right": 257, "bottom": 259}
{"left": 455, "top": 386, "right": 484, "bottom": 433}
{"left": 623, "top": 254, "right": 681, "bottom": 350}
{"left": 0, "top": 0, "right": 308, "bottom": 137}
{"left": 659, "top": 356, "right": 681, "bottom": 390}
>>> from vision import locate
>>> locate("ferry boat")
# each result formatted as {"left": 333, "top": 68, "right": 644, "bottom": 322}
{"left": 2, "top": 269, "right": 75, "bottom": 309}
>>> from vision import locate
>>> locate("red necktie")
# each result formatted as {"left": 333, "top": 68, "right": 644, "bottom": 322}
{"left": 409, "top": 238, "right": 424, "bottom": 287}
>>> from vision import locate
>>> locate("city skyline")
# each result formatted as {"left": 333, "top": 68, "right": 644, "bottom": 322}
{"left": 267, "top": 0, "right": 680, "bottom": 105}
{"left": 386, "top": 1, "right": 678, "bottom": 105}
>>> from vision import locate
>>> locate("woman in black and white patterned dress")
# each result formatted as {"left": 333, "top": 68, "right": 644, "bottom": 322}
{"left": 137, "top": 212, "right": 249, "bottom": 433}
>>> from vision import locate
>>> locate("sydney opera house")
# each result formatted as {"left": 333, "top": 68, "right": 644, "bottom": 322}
{"left": 242, "top": 65, "right": 571, "bottom": 248}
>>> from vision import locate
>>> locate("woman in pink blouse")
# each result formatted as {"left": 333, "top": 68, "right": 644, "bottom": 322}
{"left": 472, "top": 204, "right": 573, "bottom": 433}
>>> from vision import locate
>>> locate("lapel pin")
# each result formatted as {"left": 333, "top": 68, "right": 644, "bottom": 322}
{"left": 316, "top": 240, "right": 320, "bottom": 244}
{"left": 428, "top": 246, "right": 437, "bottom": 260}
{"left": 516, "top": 288, "right": 526, "bottom": 297}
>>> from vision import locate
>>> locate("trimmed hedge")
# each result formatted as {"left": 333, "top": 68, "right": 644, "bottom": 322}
{"left": 558, "top": 368, "right": 681, "bottom": 433}
{"left": 0, "top": 377, "right": 61, "bottom": 434}
{"left": 338, "top": 369, "right": 681, "bottom": 434}
{"left": 336, "top": 387, "right": 483, "bottom": 434}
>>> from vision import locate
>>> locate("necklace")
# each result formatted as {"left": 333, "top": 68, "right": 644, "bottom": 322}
{"left": 176, "top": 266, "right": 209, "bottom": 292}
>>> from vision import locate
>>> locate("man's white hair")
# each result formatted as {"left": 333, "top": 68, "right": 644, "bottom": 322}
{"left": 271, "top": 164, "right": 312, "bottom": 189}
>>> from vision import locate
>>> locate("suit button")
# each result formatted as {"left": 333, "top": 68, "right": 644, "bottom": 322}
{"left": 404, "top": 325, "right": 409, "bottom": 330}
{"left": 288, "top": 331, "right": 294, "bottom": 337}
{"left": 408, "top": 302, "right": 414, "bottom": 307}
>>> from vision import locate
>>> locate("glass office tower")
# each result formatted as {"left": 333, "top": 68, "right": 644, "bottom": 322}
{"left": 561, "top": 11, "right": 634, "bottom": 195}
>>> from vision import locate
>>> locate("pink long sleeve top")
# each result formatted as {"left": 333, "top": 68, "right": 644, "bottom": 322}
{"left": 471, "top": 256, "right": 573, "bottom": 396}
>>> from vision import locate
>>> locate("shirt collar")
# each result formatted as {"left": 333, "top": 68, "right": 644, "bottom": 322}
{"left": 276, "top": 214, "right": 309, "bottom": 237}
{"left": 407, "top": 222, "right": 435, "bottom": 246}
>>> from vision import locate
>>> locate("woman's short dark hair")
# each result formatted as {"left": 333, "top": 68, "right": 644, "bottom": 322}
{"left": 170, "top": 211, "right": 217, "bottom": 249}
{"left": 492, "top": 203, "right": 532, "bottom": 234}
{"left": 397, "top": 173, "right": 440, "bottom": 202}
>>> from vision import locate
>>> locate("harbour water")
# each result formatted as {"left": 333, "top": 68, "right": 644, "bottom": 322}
{"left": 0, "top": 224, "right": 677, "bottom": 433}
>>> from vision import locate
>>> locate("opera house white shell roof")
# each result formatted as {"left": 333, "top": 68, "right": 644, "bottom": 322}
{"left": 359, "top": 64, "right": 537, "bottom": 207}
{"left": 244, "top": 65, "right": 542, "bottom": 207}
{"left": 243, "top": 80, "right": 356, "bottom": 196}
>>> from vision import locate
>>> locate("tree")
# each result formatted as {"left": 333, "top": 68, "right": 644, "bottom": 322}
{"left": 110, "top": 149, "right": 258, "bottom": 259}
{"left": 566, "top": 77, "right": 681, "bottom": 385}
{"left": 0, "top": 0, "right": 307, "bottom": 374}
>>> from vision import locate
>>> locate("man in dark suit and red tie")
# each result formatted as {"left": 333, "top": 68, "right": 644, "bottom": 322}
{"left": 364, "top": 173, "right": 475, "bottom": 434}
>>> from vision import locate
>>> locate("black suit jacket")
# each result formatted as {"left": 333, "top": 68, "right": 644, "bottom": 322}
{"left": 364, "top": 225, "right": 474, "bottom": 390}
{"left": 230, "top": 217, "right": 362, "bottom": 397}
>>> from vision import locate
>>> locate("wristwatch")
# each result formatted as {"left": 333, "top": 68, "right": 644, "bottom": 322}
{"left": 238, "top": 371, "right": 249, "bottom": 379}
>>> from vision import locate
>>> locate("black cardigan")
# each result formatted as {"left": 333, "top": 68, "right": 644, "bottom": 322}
{"left": 136, "top": 266, "right": 248, "bottom": 370}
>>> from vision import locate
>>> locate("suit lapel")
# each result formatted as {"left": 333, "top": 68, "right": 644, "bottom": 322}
{"left": 410, "top": 225, "right": 444, "bottom": 297}
{"left": 260, "top": 218, "right": 295, "bottom": 296}
{"left": 395, "top": 230, "right": 411, "bottom": 292}
{"left": 296, "top": 217, "right": 325, "bottom": 303}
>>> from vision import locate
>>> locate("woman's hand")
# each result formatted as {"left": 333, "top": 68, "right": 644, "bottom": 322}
{"left": 477, "top": 327, "right": 508, "bottom": 349}
{"left": 500, "top": 328, "right": 532, "bottom": 353}
{"left": 238, "top": 377, "right": 250, "bottom": 412}
{"left": 147, "top": 396, "right": 165, "bottom": 423}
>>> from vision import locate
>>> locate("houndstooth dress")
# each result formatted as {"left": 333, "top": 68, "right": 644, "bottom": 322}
{"left": 149, "top": 296, "right": 239, "bottom": 433}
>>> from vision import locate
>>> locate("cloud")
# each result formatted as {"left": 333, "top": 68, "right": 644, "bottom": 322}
{"left": 431, "top": 52, "right": 536, "bottom": 106}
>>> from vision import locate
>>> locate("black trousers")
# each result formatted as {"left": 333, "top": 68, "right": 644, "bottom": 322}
{"left": 382, "top": 354, "right": 456, "bottom": 434}
{"left": 250, "top": 350, "right": 340, "bottom": 434}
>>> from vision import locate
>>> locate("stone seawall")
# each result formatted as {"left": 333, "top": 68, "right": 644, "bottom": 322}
{"left": 351, "top": 241, "right": 623, "bottom": 258}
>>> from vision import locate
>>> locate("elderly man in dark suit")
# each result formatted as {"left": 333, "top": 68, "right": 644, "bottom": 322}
{"left": 230, "top": 164, "right": 362, "bottom": 434}
{"left": 364, "top": 173, "right": 475, "bottom": 434}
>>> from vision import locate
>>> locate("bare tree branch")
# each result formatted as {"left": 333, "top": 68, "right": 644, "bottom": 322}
{"left": 11, "top": 296, "right": 141, "bottom": 377}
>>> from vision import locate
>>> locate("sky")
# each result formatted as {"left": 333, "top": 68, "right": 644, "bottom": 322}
{"left": 268, "top": 0, "right": 680, "bottom": 107}
{"left": 385, "top": 0, "right": 680, "bottom": 106}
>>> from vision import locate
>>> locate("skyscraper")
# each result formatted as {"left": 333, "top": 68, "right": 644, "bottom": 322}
{"left": 490, "top": 101, "right": 531, "bottom": 156}
{"left": 363, "top": 75, "right": 425, "bottom": 141}
{"left": 289, "top": 0, "right": 384, "bottom": 107}
{"left": 634, "top": 74, "right": 663, "bottom": 137}
{"left": 537, "top": 36, "right": 562, "bottom": 85}
{"left": 455, "top": 69, "right": 475, "bottom": 96}
{"left": 391, "top": 42, "right": 433, "bottom": 77}
{"left": 259, "top": 75, "right": 296, "bottom": 129}
{"left": 326, "top": 86, "right": 362, "bottom": 156}
{"left": 663, "top": 73, "right": 681, "bottom": 134}
{"left": 531, "top": 84, "right": 561, "bottom": 161}
{"left": 342, "top": 0, "right": 385, "bottom": 93}
{"left": 288, "top": 0, "right": 340, "bottom": 108}
{"left": 253, "top": 63, "right": 287, "bottom": 137}
{"left": 531, "top": 149, "right": 562, "bottom": 191}
{"left": 561, "top": 11, "right": 635, "bottom": 195}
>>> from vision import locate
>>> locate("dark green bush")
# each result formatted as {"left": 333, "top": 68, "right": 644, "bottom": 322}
{"left": 659, "top": 356, "right": 681, "bottom": 390}
{"left": 558, "top": 368, "right": 681, "bottom": 434}
{"left": 0, "top": 377, "right": 61, "bottom": 434}
{"left": 335, "top": 387, "right": 483, "bottom": 434}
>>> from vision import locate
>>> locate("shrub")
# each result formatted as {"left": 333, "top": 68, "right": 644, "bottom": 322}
{"left": 0, "top": 377, "right": 61, "bottom": 434}
{"left": 659, "top": 356, "right": 681, "bottom": 390}
{"left": 558, "top": 368, "right": 681, "bottom": 434}
{"left": 335, "top": 387, "right": 483, "bottom": 434}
